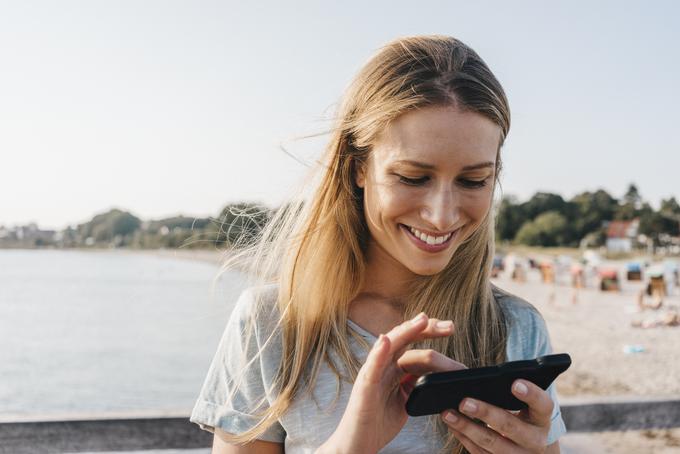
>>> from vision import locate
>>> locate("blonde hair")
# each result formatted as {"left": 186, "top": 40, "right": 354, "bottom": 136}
{"left": 217, "top": 35, "right": 510, "bottom": 454}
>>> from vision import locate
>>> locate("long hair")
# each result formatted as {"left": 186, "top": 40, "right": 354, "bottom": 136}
{"left": 217, "top": 35, "right": 511, "bottom": 454}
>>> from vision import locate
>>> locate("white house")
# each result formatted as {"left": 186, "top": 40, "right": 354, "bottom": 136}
{"left": 606, "top": 219, "right": 639, "bottom": 253}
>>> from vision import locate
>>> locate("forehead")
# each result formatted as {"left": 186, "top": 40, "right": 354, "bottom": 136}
{"left": 372, "top": 105, "right": 501, "bottom": 168}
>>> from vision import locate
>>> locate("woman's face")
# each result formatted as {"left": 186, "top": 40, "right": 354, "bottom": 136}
{"left": 355, "top": 105, "right": 501, "bottom": 276}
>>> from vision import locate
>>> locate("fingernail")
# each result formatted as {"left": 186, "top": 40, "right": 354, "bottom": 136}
{"left": 462, "top": 399, "right": 477, "bottom": 414}
{"left": 514, "top": 381, "right": 528, "bottom": 395}
{"left": 444, "top": 411, "right": 458, "bottom": 424}
{"left": 436, "top": 320, "right": 453, "bottom": 330}
{"left": 410, "top": 312, "right": 426, "bottom": 325}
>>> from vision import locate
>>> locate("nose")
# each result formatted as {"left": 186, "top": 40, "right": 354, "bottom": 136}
{"left": 420, "top": 184, "right": 460, "bottom": 232}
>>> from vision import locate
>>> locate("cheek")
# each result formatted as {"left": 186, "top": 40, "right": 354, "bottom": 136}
{"left": 462, "top": 190, "right": 493, "bottom": 222}
{"left": 366, "top": 181, "right": 415, "bottom": 220}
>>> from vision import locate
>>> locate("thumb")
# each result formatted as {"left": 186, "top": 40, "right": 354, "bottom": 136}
{"left": 399, "top": 374, "right": 419, "bottom": 395}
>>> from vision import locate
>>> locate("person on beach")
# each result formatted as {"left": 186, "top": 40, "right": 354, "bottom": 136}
{"left": 190, "top": 35, "right": 566, "bottom": 453}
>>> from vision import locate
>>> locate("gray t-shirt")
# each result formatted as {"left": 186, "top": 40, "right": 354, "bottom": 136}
{"left": 190, "top": 284, "right": 567, "bottom": 452}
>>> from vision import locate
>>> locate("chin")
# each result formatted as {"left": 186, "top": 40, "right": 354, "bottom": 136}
{"left": 408, "top": 261, "right": 450, "bottom": 276}
{"left": 406, "top": 247, "right": 460, "bottom": 276}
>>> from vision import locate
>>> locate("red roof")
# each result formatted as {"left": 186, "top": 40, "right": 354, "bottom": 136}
{"left": 606, "top": 220, "right": 636, "bottom": 239}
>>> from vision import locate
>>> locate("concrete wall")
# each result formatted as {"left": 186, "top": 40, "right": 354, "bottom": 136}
{"left": 1, "top": 398, "right": 679, "bottom": 453}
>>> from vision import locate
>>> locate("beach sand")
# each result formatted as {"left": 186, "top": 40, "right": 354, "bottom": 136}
{"left": 492, "top": 261, "right": 680, "bottom": 453}
{"left": 491, "top": 268, "right": 680, "bottom": 398}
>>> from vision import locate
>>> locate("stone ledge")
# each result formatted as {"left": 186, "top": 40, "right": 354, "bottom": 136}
{"left": 2, "top": 398, "right": 679, "bottom": 453}
{"left": 0, "top": 416, "right": 210, "bottom": 454}
{"left": 561, "top": 396, "right": 680, "bottom": 432}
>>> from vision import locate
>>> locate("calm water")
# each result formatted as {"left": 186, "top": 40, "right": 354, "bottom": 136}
{"left": 0, "top": 249, "right": 246, "bottom": 418}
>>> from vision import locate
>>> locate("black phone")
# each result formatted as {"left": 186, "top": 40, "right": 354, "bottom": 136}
{"left": 405, "top": 353, "right": 571, "bottom": 416}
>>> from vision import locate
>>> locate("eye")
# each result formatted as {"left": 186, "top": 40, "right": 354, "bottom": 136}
{"left": 398, "top": 175, "right": 429, "bottom": 186}
{"left": 458, "top": 177, "right": 490, "bottom": 189}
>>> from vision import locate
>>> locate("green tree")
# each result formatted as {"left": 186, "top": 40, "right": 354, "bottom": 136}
{"left": 146, "top": 216, "right": 211, "bottom": 234}
{"left": 495, "top": 195, "right": 525, "bottom": 242}
{"left": 616, "top": 183, "right": 642, "bottom": 220}
{"left": 78, "top": 209, "right": 141, "bottom": 245}
{"left": 659, "top": 197, "right": 680, "bottom": 237}
{"left": 639, "top": 197, "right": 680, "bottom": 245}
{"left": 521, "top": 192, "right": 568, "bottom": 220}
{"left": 569, "top": 189, "right": 618, "bottom": 241}
{"left": 514, "top": 211, "right": 569, "bottom": 247}
{"left": 208, "top": 202, "right": 272, "bottom": 247}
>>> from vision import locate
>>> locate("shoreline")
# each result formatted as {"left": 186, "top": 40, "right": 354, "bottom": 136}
{"left": 0, "top": 247, "right": 229, "bottom": 265}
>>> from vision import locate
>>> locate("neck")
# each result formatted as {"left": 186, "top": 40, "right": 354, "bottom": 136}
{"left": 358, "top": 240, "right": 419, "bottom": 306}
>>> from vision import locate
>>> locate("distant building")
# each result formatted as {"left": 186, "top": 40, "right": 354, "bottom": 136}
{"left": 0, "top": 224, "right": 58, "bottom": 247}
{"left": 605, "top": 219, "right": 639, "bottom": 253}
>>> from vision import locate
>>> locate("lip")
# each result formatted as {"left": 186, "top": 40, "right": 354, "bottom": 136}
{"left": 399, "top": 224, "right": 458, "bottom": 253}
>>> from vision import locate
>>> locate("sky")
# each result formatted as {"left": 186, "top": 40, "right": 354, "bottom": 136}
{"left": 1, "top": 1, "right": 679, "bottom": 230}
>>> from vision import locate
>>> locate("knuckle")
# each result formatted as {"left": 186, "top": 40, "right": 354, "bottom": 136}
{"left": 498, "top": 418, "right": 516, "bottom": 437}
{"left": 390, "top": 323, "right": 406, "bottom": 336}
{"left": 478, "top": 430, "right": 499, "bottom": 449}
{"left": 546, "top": 397, "right": 555, "bottom": 414}
{"left": 453, "top": 415, "right": 468, "bottom": 430}
{"left": 529, "top": 433, "right": 548, "bottom": 452}
{"left": 356, "top": 369, "right": 371, "bottom": 385}
{"left": 423, "top": 349, "right": 438, "bottom": 363}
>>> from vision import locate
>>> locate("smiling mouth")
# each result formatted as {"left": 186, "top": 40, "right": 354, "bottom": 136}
{"left": 402, "top": 224, "right": 456, "bottom": 246}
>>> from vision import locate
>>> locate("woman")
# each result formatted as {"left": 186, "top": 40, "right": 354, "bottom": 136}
{"left": 191, "top": 35, "right": 566, "bottom": 453}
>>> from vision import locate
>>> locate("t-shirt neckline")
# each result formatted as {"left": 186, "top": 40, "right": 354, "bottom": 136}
{"left": 347, "top": 318, "right": 378, "bottom": 339}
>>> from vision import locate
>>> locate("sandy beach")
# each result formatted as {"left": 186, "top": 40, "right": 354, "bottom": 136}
{"left": 491, "top": 263, "right": 680, "bottom": 399}
{"left": 492, "top": 256, "right": 680, "bottom": 453}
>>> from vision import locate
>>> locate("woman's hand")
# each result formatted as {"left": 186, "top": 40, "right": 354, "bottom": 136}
{"left": 317, "top": 313, "right": 466, "bottom": 454}
{"left": 441, "top": 379, "right": 555, "bottom": 453}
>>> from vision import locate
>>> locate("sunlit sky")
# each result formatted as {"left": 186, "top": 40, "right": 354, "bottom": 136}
{"left": 2, "top": 1, "right": 679, "bottom": 230}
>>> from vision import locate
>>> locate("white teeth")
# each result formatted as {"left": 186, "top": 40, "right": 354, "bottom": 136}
{"left": 407, "top": 226, "right": 452, "bottom": 245}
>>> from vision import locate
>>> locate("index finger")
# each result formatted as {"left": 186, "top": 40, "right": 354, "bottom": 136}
{"left": 512, "top": 379, "right": 555, "bottom": 426}
{"left": 383, "top": 313, "right": 431, "bottom": 356}
{"left": 380, "top": 314, "right": 455, "bottom": 363}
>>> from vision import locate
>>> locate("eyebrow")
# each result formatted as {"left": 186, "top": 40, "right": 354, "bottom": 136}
{"left": 393, "top": 160, "right": 495, "bottom": 171}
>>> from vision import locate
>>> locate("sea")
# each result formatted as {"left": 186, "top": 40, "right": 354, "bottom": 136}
{"left": 0, "top": 249, "right": 246, "bottom": 420}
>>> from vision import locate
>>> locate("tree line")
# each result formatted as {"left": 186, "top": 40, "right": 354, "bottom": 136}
{"left": 0, "top": 203, "right": 272, "bottom": 250}
{"left": 2, "top": 183, "right": 679, "bottom": 251}
{"left": 73, "top": 203, "right": 272, "bottom": 249}
{"left": 496, "top": 184, "right": 680, "bottom": 248}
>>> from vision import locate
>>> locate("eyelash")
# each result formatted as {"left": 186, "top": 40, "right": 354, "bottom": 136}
{"left": 397, "top": 175, "right": 490, "bottom": 189}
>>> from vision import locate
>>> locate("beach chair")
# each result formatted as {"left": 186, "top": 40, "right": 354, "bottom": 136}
{"left": 626, "top": 262, "right": 642, "bottom": 281}
{"left": 598, "top": 268, "right": 620, "bottom": 291}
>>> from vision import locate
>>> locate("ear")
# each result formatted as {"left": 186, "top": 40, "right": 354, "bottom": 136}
{"left": 354, "top": 159, "right": 366, "bottom": 189}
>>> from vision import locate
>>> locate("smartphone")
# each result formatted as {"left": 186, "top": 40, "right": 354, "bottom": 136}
{"left": 405, "top": 353, "right": 571, "bottom": 416}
